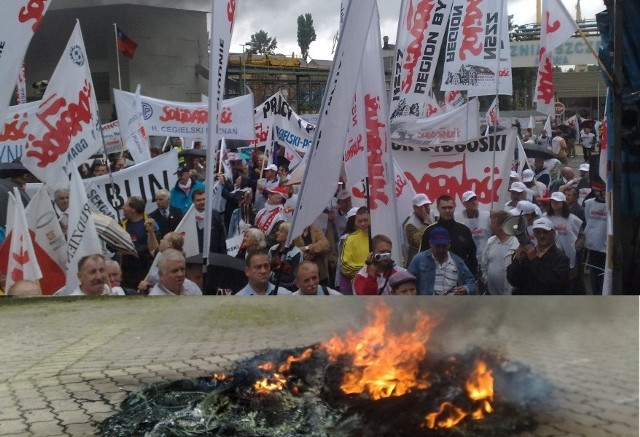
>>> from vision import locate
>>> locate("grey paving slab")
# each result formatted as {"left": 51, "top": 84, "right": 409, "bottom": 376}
{"left": 0, "top": 296, "right": 637, "bottom": 436}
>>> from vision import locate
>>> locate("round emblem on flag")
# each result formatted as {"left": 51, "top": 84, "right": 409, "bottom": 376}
{"left": 142, "top": 102, "right": 153, "bottom": 120}
{"left": 69, "top": 45, "right": 85, "bottom": 66}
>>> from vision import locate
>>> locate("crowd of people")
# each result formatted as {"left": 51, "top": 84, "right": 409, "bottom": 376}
{"left": 0, "top": 124, "right": 607, "bottom": 297}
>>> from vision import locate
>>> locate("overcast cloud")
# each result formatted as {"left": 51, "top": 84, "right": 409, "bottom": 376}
{"left": 229, "top": 0, "right": 606, "bottom": 60}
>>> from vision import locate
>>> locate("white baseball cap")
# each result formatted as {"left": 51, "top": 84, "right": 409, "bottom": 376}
{"left": 412, "top": 193, "right": 431, "bottom": 207}
{"left": 509, "top": 182, "right": 527, "bottom": 193}
{"left": 336, "top": 189, "right": 351, "bottom": 201}
{"left": 510, "top": 170, "right": 520, "bottom": 179}
{"left": 510, "top": 200, "right": 538, "bottom": 216}
{"left": 265, "top": 164, "right": 278, "bottom": 172}
{"left": 346, "top": 206, "right": 359, "bottom": 218}
{"left": 550, "top": 191, "right": 567, "bottom": 202}
{"left": 461, "top": 191, "right": 477, "bottom": 202}
{"left": 532, "top": 217, "right": 554, "bottom": 231}
{"left": 579, "top": 163, "right": 590, "bottom": 172}
{"left": 522, "top": 169, "right": 535, "bottom": 182}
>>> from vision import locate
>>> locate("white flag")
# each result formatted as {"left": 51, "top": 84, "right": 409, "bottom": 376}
{"left": 0, "top": 0, "right": 51, "bottom": 131}
{"left": 204, "top": 0, "right": 235, "bottom": 257}
{"left": 174, "top": 205, "right": 200, "bottom": 258}
{"left": 6, "top": 189, "right": 42, "bottom": 291}
{"left": 354, "top": 4, "right": 402, "bottom": 260}
{"left": 485, "top": 97, "right": 499, "bottom": 127}
{"left": 65, "top": 163, "right": 103, "bottom": 294}
{"left": 114, "top": 85, "right": 150, "bottom": 164}
{"left": 534, "top": 0, "right": 578, "bottom": 115}
{"left": 22, "top": 21, "right": 102, "bottom": 191}
{"left": 287, "top": 0, "right": 375, "bottom": 246}
{"left": 528, "top": 115, "right": 534, "bottom": 129}
{"left": 544, "top": 116, "right": 552, "bottom": 134}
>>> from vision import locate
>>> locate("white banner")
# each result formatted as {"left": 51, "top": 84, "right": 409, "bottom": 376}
{"left": 87, "top": 149, "right": 178, "bottom": 214}
{"left": 392, "top": 129, "right": 518, "bottom": 209}
{"left": 252, "top": 91, "right": 316, "bottom": 153}
{"left": 114, "top": 85, "right": 150, "bottom": 164}
{"left": 22, "top": 21, "right": 102, "bottom": 191}
{"left": 124, "top": 90, "right": 254, "bottom": 140}
{"left": 287, "top": 0, "right": 375, "bottom": 246}
{"left": 534, "top": 0, "right": 578, "bottom": 116}
{"left": 101, "top": 120, "right": 122, "bottom": 155}
{"left": 280, "top": 141, "right": 303, "bottom": 171}
{"left": 25, "top": 184, "right": 67, "bottom": 270}
{"left": 0, "top": 0, "right": 51, "bottom": 132}
{"left": 0, "top": 100, "right": 39, "bottom": 163}
{"left": 225, "top": 234, "right": 243, "bottom": 258}
{"left": 390, "top": 98, "right": 481, "bottom": 146}
{"left": 390, "top": 0, "right": 452, "bottom": 121}
{"left": 84, "top": 181, "right": 119, "bottom": 220}
{"left": 441, "top": 0, "right": 512, "bottom": 96}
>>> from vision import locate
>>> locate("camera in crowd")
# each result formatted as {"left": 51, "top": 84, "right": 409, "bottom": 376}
{"left": 373, "top": 252, "right": 392, "bottom": 263}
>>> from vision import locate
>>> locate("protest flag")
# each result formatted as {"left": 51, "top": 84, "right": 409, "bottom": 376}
{"left": 5, "top": 190, "right": 42, "bottom": 291}
{"left": 287, "top": 0, "right": 376, "bottom": 247}
{"left": 22, "top": 20, "right": 102, "bottom": 191}
{"left": 534, "top": 0, "right": 578, "bottom": 116}
{"left": 63, "top": 164, "right": 103, "bottom": 295}
{"left": 0, "top": 1, "right": 51, "bottom": 131}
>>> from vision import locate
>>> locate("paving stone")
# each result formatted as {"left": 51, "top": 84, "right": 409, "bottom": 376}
{"left": 56, "top": 409, "right": 90, "bottom": 425}
{"left": 63, "top": 423, "right": 97, "bottom": 436}
{"left": 81, "top": 401, "right": 115, "bottom": 415}
{"left": 48, "top": 399, "right": 81, "bottom": 412}
{"left": 0, "top": 419, "right": 28, "bottom": 434}
{"left": 0, "top": 405, "right": 23, "bottom": 420}
{"left": 27, "top": 421, "right": 66, "bottom": 436}
{"left": 23, "top": 408, "right": 58, "bottom": 424}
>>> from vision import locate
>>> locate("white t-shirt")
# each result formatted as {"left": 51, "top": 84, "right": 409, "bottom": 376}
{"left": 546, "top": 213, "right": 583, "bottom": 268}
{"left": 584, "top": 199, "right": 607, "bottom": 253}
{"left": 149, "top": 279, "right": 202, "bottom": 296}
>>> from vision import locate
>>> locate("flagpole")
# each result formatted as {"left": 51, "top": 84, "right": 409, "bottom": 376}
{"left": 489, "top": 0, "right": 505, "bottom": 210}
{"left": 576, "top": 27, "right": 613, "bottom": 83}
{"left": 113, "top": 23, "right": 122, "bottom": 90}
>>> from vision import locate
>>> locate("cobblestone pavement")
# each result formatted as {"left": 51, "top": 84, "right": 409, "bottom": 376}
{"left": 0, "top": 297, "right": 637, "bottom": 436}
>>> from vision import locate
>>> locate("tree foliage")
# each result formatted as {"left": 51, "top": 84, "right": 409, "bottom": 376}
{"left": 247, "top": 30, "right": 277, "bottom": 55}
{"left": 297, "top": 13, "right": 317, "bottom": 61}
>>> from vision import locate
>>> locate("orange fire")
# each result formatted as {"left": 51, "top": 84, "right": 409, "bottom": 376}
{"left": 253, "top": 373, "right": 287, "bottom": 392}
{"left": 322, "top": 304, "right": 435, "bottom": 400}
{"left": 422, "top": 359, "right": 495, "bottom": 429}
{"left": 253, "top": 348, "right": 314, "bottom": 393}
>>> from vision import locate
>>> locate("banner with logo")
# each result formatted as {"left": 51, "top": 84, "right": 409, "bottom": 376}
{"left": 115, "top": 90, "right": 253, "bottom": 140}
{"left": 0, "top": 0, "right": 51, "bottom": 131}
{"left": 441, "top": 0, "right": 513, "bottom": 96}
{"left": 252, "top": 91, "right": 316, "bottom": 154}
{"left": 392, "top": 129, "right": 518, "bottom": 209}
{"left": 87, "top": 149, "right": 178, "bottom": 214}
{"left": 22, "top": 21, "right": 102, "bottom": 191}
{"left": 390, "top": 98, "right": 480, "bottom": 146}
{"left": 101, "top": 120, "right": 123, "bottom": 155}
{"left": 390, "top": 0, "right": 453, "bottom": 121}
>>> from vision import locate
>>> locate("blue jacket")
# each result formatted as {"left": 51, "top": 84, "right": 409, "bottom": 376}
{"left": 408, "top": 249, "right": 478, "bottom": 295}
{"left": 170, "top": 180, "right": 206, "bottom": 213}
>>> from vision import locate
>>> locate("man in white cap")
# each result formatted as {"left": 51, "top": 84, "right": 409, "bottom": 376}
{"left": 330, "top": 189, "right": 353, "bottom": 237}
{"left": 506, "top": 217, "right": 570, "bottom": 294}
{"left": 255, "top": 163, "right": 280, "bottom": 210}
{"left": 579, "top": 126, "right": 596, "bottom": 162}
{"left": 255, "top": 186, "right": 289, "bottom": 235}
{"left": 504, "top": 181, "right": 528, "bottom": 210}
{"left": 522, "top": 169, "right": 547, "bottom": 200}
{"left": 403, "top": 193, "right": 433, "bottom": 267}
{"left": 455, "top": 190, "right": 491, "bottom": 262}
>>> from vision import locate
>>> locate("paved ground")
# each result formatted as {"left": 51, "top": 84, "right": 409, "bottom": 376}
{"left": 0, "top": 296, "right": 637, "bottom": 437}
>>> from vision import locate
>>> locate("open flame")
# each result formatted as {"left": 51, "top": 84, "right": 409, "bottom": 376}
{"left": 422, "top": 359, "right": 495, "bottom": 429}
{"left": 253, "top": 348, "right": 314, "bottom": 393}
{"left": 322, "top": 304, "right": 435, "bottom": 400}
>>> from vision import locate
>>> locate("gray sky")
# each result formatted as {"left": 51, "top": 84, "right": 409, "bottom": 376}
{"left": 229, "top": 0, "right": 605, "bottom": 60}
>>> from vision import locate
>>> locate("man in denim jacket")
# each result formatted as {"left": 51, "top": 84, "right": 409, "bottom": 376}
{"left": 408, "top": 226, "right": 477, "bottom": 295}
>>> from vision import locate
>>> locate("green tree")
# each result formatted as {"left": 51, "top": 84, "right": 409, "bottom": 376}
{"left": 247, "top": 30, "right": 277, "bottom": 55}
{"left": 297, "top": 13, "right": 317, "bottom": 61}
